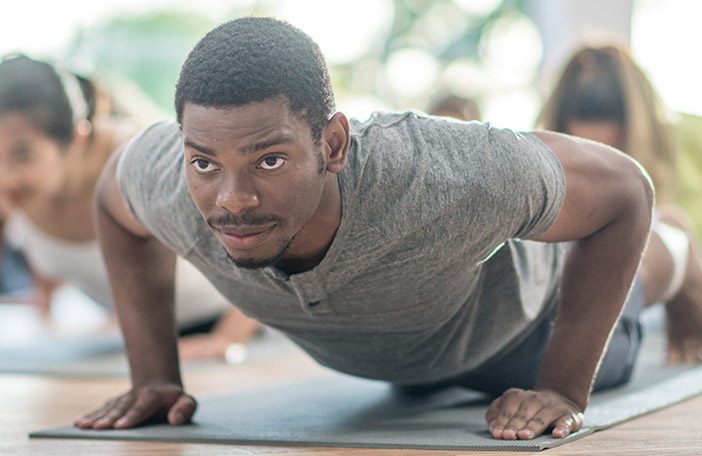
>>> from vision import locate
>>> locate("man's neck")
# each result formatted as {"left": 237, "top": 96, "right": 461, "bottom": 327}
{"left": 275, "top": 173, "right": 342, "bottom": 275}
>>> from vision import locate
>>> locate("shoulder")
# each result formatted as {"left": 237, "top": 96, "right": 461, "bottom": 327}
{"left": 349, "top": 110, "right": 487, "bottom": 145}
{"left": 116, "top": 120, "right": 182, "bottom": 187}
{"left": 121, "top": 119, "right": 182, "bottom": 158}
{"left": 341, "top": 114, "right": 565, "bottom": 243}
{"left": 345, "top": 111, "right": 490, "bottom": 194}
{"left": 344, "top": 113, "right": 552, "bottom": 220}
{"left": 115, "top": 120, "right": 203, "bottom": 253}
{"left": 348, "top": 111, "right": 550, "bottom": 174}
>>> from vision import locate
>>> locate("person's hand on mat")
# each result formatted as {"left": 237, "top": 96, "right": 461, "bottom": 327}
{"left": 485, "top": 387, "right": 584, "bottom": 440}
{"left": 666, "top": 292, "right": 702, "bottom": 364}
{"left": 73, "top": 384, "right": 197, "bottom": 429}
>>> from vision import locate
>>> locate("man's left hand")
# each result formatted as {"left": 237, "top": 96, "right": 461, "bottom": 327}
{"left": 485, "top": 388, "right": 584, "bottom": 440}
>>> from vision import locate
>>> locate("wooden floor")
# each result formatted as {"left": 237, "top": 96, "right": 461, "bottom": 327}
{"left": 2, "top": 346, "right": 702, "bottom": 456}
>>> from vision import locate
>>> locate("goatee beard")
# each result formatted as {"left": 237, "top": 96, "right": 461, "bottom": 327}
{"left": 224, "top": 237, "right": 294, "bottom": 270}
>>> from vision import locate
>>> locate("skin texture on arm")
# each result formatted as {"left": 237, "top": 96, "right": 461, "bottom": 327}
{"left": 74, "top": 151, "right": 197, "bottom": 429}
{"left": 485, "top": 131, "right": 654, "bottom": 440}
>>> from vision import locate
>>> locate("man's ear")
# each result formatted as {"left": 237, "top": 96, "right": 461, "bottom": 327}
{"left": 323, "top": 112, "right": 350, "bottom": 174}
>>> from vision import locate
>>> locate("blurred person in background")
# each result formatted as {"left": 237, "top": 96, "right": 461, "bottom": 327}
{"left": 0, "top": 198, "right": 32, "bottom": 299}
{"left": 536, "top": 44, "right": 702, "bottom": 364}
{"left": 0, "top": 54, "right": 260, "bottom": 360}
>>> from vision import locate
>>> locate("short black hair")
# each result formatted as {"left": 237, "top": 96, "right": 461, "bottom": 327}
{"left": 175, "top": 17, "right": 335, "bottom": 144}
{"left": 0, "top": 54, "right": 95, "bottom": 147}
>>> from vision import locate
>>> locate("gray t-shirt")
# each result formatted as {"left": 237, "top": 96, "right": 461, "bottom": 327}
{"left": 117, "top": 111, "right": 566, "bottom": 384}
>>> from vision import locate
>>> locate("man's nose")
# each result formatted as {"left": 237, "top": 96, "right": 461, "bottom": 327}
{"left": 215, "top": 173, "right": 260, "bottom": 214}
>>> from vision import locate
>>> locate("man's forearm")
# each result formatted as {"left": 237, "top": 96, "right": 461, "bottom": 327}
{"left": 485, "top": 131, "right": 654, "bottom": 440}
{"left": 96, "top": 200, "right": 182, "bottom": 387}
{"left": 535, "top": 205, "right": 650, "bottom": 410}
{"left": 75, "top": 151, "right": 196, "bottom": 430}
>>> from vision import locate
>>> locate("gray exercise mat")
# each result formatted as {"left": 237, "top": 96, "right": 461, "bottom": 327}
{"left": 30, "top": 346, "right": 702, "bottom": 451}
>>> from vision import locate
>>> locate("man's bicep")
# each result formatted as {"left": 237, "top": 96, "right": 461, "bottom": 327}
{"left": 95, "top": 149, "right": 151, "bottom": 239}
{"left": 531, "top": 131, "right": 653, "bottom": 243}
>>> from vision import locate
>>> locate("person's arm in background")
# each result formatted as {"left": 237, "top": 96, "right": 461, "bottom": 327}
{"left": 178, "top": 307, "right": 260, "bottom": 361}
{"left": 486, "top": 131, "right": 653, "bottom": 440}
{"left": 30, "top": 272, "right": 61, "bottom": 315}
{"left": 74, "top": 150, "right": 197, "bottom": 429}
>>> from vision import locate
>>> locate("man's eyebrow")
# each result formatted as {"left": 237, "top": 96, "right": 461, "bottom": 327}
{"left": 241, "top": 135, "right": 296, "bottom": 154}
{"left": 183, "top": 140, "right": 216, "bottom": 157}
{"left": 184, "top": 134, "right": 297, "bottom": 156}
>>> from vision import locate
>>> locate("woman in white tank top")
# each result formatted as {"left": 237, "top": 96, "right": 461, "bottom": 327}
{"left": 0, "top": 54, "right": 259, "bottom": 360}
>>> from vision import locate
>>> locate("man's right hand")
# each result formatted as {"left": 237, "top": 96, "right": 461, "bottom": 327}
{"left": 74, "top": 384, "right": 197, "bottom": 429}
{"left": 81, "top": 149, "right": 192, "bottom": 431}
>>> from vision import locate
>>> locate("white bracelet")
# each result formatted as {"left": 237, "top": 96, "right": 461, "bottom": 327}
{"left": 224, "top": 343, "right": 249, "bottom": 365}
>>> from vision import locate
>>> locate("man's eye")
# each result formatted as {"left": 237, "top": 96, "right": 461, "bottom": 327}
{"left": 193, "top": 158, "right": 215, "bottom": 172}
{"left": 258, "top": 157, "right": 285, "bottom": 170}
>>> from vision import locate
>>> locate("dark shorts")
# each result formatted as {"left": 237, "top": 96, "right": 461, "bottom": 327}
{"left": 400, "top": 277, "right": 644, "bottom": 397}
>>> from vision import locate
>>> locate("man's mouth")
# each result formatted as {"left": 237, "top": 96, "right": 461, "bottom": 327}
{"left": 212, "top": 224, "right": 276, "bottom": 250}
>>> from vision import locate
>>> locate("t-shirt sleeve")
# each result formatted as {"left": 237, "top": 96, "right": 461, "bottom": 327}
{"left": 115, "top": 129, "right": 148, "bottom": 229}
{"left": 115, "top": 120, "right": 202, "bottom": 256}
{"left": 116, "top": 120, "right": 182, "bottom": 228}
{"left": 349, "top": 114, "right": 566, "bottom": 266}
{"left": 481, "top": 125, "right": 566, "bottom": 240}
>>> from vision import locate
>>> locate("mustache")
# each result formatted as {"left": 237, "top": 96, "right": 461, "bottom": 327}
{"left": 207, "top": 213, "right": 280, "bottom": 227}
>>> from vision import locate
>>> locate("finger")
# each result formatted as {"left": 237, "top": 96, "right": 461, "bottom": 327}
{"left": 484, "top": 396, "right": 503, "bottom": 424}
{"left": 74, "top": 406, "right": 113, "bottom": 428}
{"left": 516, "top": 406, "right": 564, "bottom": 440}
{"left": 487, "top": 388, "right": 525, "bottom": 439}
{"left": 74, "top": 396, "right": 124, "bottom": 428}
{"left": 91, "top": 394, "right": 137, "bottom": 429}
{"left": 113, "top": 389, "right": 164, "bottom": 429}
{"left": 502, "top": 393, "right": 546, "bottom": 440}
{"left": 167, "top": 394, "right": 198, "bottom": 425}
{"left": 551, "top": 411, "right": 585, "bottom": 438}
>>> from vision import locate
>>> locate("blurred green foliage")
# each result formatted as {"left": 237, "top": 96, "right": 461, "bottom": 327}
{"left": 68, "top": 11, "right": 216, "bottom": 114}
{"left": 66, "top": 0, "right": 525, "bottom": 115}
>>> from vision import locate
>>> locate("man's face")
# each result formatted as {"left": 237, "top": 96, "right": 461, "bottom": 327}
{"left": 181, "top": 100, "right": 329, "bottom": 269}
